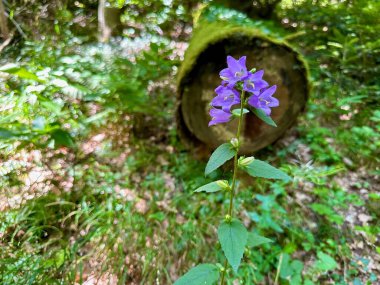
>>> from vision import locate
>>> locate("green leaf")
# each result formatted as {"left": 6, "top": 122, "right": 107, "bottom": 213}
{"left": 205, "top": 143, "right": 235, "bottom": 175}
{"left": 291, "top": 260, "right": 304, "bottom": 274}
{"left": 232, "top": 108, "right": 249, "bottom": 117}
{"left": 241, "top": 159, "right": 291, "bottom": 181}
{"left": 0, "top": 63, "right": 19, "bottom": 73}
{"left": 310, "top": 203, "right": 344, "bottom": 225}
{"left": 353, "top": 279, "right": 363, "bottom": 285}
{"left": 218, "top": 219, "right": 248, "bottom": 273}
{"left": 279, "top": 254, "right": 303, "bottom": 284}
{"left": 251, "top": 108, "right": 277, "bottom": 127}
{"left": 0, "top": 128, "right": 18, "bottom": 139}
{"left": 54, "top": 249, "right": 65, "bottom": 268}
{"left": 0, "top": 63, "right": 40, "bottom": 81}
{"left": 174, "top": 264, "right": 219, "bottom": 285}
{"left": 246, "top": 232, "right": 273, "bottom": 247}
{"left": 51, "top": 129, "right": 74, "bottom": 148}
{"left": 315, "top": 251, "right": 337, "bottom": 271}
{"left": 40, "top": 100, "right": 63, "bottom": 115}
{"left": 279, "top": 253, "right": 292, "bottom": 279}
{"left": 43, "top": 249, "right": 65, "bottom": 269}
{"left": 290, "top": 275, "right": 302, "bottom": 285}
{"left": 148, "top": 212, "right": 165, "bottom": 221}
{"left": 194, "top": 181, "right": 222, "bottom": 193}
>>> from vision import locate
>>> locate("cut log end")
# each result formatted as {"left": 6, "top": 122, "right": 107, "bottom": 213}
{"left": 177, "top": 30, "right": 309, "bottom": 155}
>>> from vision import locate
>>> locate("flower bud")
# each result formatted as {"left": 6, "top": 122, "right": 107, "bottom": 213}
{"left": 224, "top": 214, "right": 232, "bottom": 223}
{"left": 216, "top": 180, "right": 231, "bottom": 191}
{"left": 230, "top": 138, "right": 239, "bottom": 149}
{"left": 238, "top": 156, "right": 255, "bottom": 167}
{"left": 216, "top": 263, "right": 225, "bottom": 272}
{"left": 250, "top": 68, "right": 257, "bottom": 73}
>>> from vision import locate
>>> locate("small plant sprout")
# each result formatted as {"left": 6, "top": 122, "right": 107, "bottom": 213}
{"left": 175, "top": 55, "right": 291, "bottom": 285}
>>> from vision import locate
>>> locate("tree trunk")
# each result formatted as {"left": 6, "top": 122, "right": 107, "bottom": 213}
{"left": 98, "top": 0, "right": 122, "bottom": 42}
{"left": 0, "top": 0, "right": 9, "bottom": 39}
{"left": 177, "top": 21, "right": 309, "bottom": 155}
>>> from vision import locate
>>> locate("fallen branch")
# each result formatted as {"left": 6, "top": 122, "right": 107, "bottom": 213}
{"left": 0, "top": 29, "right": 13, "bottom": 53}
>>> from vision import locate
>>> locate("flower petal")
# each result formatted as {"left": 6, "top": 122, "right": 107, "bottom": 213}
{"left": 268, "top": 96, "right": 279, "bottom": 107}
{"left": 227, "top": 55, "right": 241, "bottom": 72}
{"left": 238, "top": 56, "right": 247, "bottom": 68}
{"left": 251, "top": 70, "right": 264, "bottom": 80}
{"left": 261, "top": 85, "right": 277, "bottom": 99}
{"left": 262, "top": 106, "right": 271, "bottom": 116}
{"left": 209, "top": 108, "right": 232, "bottom": 126}
{"left": 247, "top": 94, "right": 260, "bottom": 109}
{"left": 215, "top": 85, "right": 224, "bottom": 94}
{"left": 220, "top": 68, "right": 232, "bottom": 79}
{"left": 254, "top": 79, "right": 269, "bottom": 89}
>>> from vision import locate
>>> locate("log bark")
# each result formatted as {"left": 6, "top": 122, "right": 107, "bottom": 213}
{"left": 177, "top": 21, "right": 309, "bottom": 155}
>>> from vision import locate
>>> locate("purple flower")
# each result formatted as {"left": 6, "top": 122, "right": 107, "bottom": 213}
{"left": 248, "top": 85, "right": 279, "bottom": 116}
{"left": 243, "top": 70, "right": 269, "bottom": 95}
{"left": 209, "top": 55, "right": 279, "bottom": 126}
{"left": 211, "top": 85, "right": 240, "bottom": 111}
{"left": 209, "top": 108, "right": 232, "bottom": 126}
{"left": 219, "top": 55, "right": 249, "bottom": 87}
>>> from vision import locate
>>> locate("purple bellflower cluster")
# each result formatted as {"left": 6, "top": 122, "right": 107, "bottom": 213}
{"left": 209, "top": 55, "right": 279, "bottom": 126}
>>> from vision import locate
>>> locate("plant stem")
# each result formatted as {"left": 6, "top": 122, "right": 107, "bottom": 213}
{"left": 220, "top": 90, "right": 245, "bottom": 285}
{"left": 274, "top": 253, "right": 283, "bottom": 285}
{"left": 220, "top": 259, "right": 228, "bottom": 285}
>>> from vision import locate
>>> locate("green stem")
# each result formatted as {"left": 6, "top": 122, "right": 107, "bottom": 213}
{"left": 274, "top": 253, "right": 283, "bottom": 285}
{"left": 220, "top": 259, "right": 228, "bottom": 285}
{"left": 220, "top": 90, "right": 245, "bottom": 285}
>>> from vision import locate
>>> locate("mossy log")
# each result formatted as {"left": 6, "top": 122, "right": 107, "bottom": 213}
{"left": 177, "top": 21, "right": 309, "bottom": 154}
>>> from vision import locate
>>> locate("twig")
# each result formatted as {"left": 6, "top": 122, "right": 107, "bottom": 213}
{"left": 274, "top": 253, "right": 283, "bottom": 285}
{"left": 5, "top": 11, "right": 27, "bottom": 39}
{"left": 283, "top": 30, "right": 307, "bottom": 41}
{"left": 0, "top": 29, "right": 13, "bottom": 52}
